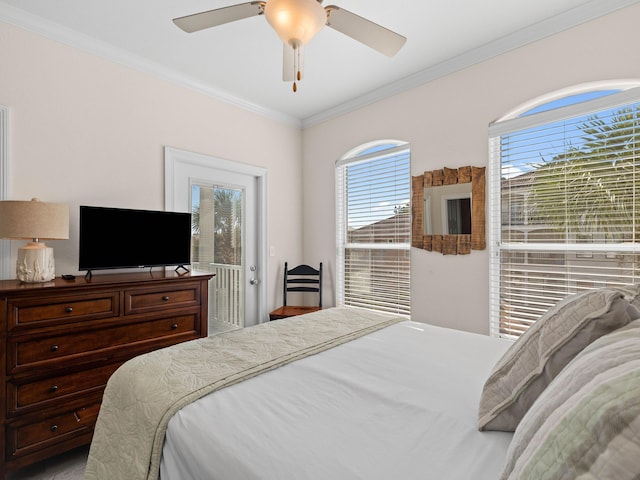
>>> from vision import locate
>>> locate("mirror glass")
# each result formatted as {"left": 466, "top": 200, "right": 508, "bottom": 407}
{"left": 424, "top": 183, "right": 472, "bottom": 235}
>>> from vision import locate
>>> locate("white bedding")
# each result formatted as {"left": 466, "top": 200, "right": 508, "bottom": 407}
{"left": 160, "top": 321, "right": 513, "bottom": 479}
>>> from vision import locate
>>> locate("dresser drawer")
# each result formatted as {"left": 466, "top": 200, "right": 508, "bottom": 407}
{"left": 6, "top": 402, "right": 100, "bottom": 457}
{"left": 7, "top": 363, "right": 121, "bottom": 416}
{"left": 8, "top": 292, "right": 119, "bottom": 330}
{"left": 9, "top": 314, "right": 198, "bottom": 372}
{"left": 125, "top": 282, "right": 201, "bottom": 315}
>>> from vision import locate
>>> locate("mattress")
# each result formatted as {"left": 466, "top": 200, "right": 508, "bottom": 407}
{"left": 160, "top": 320, "right": 513, "bottom": 479}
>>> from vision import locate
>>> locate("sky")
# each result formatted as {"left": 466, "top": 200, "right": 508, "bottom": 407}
{"left": 500, "top": 90, "right": 626, "bottom": 178}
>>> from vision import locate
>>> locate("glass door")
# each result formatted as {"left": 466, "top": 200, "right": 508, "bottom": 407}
{"left": 191, "top": 183, "right": 244, "bottom": 332}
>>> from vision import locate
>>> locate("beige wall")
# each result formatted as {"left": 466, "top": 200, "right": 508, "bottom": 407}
{"left": 302, "top": 4, "right": 640, "bottom": 334}
{"left": 0, "top": 21, "right": 302, "bottom": 317}
{"left": 3, "top": 5, "right": 640, "bottom": 331}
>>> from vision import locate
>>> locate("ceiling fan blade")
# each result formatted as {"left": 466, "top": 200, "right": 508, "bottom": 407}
{"left": 282, "top": 44, "right": 304, "bottom": 82}
{"left": 325, "top": 5, "right": 406, "bottom": 57}
{"left": 173, "top": 2, "right": 264, "bottom": 33}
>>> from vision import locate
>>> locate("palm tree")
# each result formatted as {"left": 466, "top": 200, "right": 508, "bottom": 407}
{"left": 212, "top": 188, "right": 242, "bottom": 265}
{"left": 527, "top": 106, "right": 639, "bottom": 243}
{"left": 191, "top": 186, "right": 242, "bottom": 265}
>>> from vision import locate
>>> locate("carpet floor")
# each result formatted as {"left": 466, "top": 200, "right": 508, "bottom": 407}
{"left": 7, "top": 446, "right": 87, "bottom": 480}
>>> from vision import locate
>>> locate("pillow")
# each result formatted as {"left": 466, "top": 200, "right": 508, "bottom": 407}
{"left": 500, "top": 319, "right": 640, "bottom": 480}
{"left": 478, "top": 288, "right": 638, "bottom": 431}
{"left": 613, "top": 283, "right": 640, "bottom": 310}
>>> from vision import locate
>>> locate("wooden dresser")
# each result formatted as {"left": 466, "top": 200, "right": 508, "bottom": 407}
{"left": 0, "top": 271, "right": 214, "bottom": 479}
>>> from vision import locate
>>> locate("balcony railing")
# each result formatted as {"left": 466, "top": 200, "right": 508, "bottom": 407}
{"left": 192, "top": 262, "right": 243, "bottom": 331}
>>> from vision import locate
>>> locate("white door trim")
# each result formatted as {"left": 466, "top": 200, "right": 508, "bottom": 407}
{"left": 0, "top": 106, "right": 10, "bottom": 280}
{"left": 164, "top": 146, "right": 269, "bottom": 324}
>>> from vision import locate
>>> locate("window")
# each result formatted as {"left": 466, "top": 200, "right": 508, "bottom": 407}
{"left": 489, "top": 87, "right": 640, "bottom": 338}
{"left": 336, "top": 142, "right": 411, "bottom": 315}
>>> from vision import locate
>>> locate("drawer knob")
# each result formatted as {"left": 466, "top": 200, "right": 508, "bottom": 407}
{"left": 64, "top": 306, "right": 73, "bottom": 313}
{"left": 50, "top": 424, "right": 58, "bottom": 432}
{"left": 50, "top": 345, "right": 59, "bottom": 352}
{"left": 50, "top": 385, "right": 59, "bottom": 393}
{"left": 162, "top": 296, "right": 170, "bottom": 302}
{"left": 171, "top": 323, "right": 178, "bottom": 330}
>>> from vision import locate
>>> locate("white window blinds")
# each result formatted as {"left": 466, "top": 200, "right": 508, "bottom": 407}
{"left": 336, "top": 144, "right": 411, "bottom": 315}
{"left": 489, "top": 88, "right": 640, "bottom": 338}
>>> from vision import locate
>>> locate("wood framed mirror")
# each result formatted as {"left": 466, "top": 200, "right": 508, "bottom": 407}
{"left": 411, "top": 166, "right": 486, "bottom": 255}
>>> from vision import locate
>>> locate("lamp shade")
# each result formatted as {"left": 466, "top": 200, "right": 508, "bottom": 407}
{"left": 0, "top": 198, "right": 69, "bottom": 240}
{"left": 264, "top": 0, "right": 326, "bottom": 48}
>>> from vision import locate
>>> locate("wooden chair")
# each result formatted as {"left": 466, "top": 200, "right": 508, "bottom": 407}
{"left": 269, "top": 262, "right": 322, "bottom": 320}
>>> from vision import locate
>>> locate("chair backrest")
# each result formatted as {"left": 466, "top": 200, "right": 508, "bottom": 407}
{"left": 283, "top": 262, "right": 323, "bottom": 307}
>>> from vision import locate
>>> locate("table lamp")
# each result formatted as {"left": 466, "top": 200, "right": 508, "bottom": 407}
{"left": 0, "top": 198, "right": 69, "bottom": 282}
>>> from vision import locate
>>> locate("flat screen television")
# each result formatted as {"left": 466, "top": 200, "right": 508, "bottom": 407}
{"left": 79, "top": 205, "right": 191, "bottom": 273}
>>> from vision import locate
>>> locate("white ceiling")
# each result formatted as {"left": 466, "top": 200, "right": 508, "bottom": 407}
{"left": 0, "top": 0, "right": 637, "bottom": 126}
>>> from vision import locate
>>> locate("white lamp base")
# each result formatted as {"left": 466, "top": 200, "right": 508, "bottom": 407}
{"left": 16, "top": 242, "right": 55, "bottom": 283}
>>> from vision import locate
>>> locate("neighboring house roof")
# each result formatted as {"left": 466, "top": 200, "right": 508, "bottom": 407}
{"left": 502, "top": 171, "right": 536, "bottom": 189}
{"left": 352, "top": 212, "right": 410, "bottom": 242}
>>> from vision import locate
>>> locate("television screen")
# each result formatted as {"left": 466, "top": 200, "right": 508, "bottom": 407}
{"left": 79, "top": 205, "right": 191, "bottom": 272}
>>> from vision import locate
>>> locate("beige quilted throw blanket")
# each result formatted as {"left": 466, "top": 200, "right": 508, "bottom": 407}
{"left": 84, "top": 307, "right": 404, "bottom": 480}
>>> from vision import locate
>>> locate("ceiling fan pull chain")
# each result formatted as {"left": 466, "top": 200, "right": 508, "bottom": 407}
{"left": 292, "top": 45, "right": 299, "bottom": 92}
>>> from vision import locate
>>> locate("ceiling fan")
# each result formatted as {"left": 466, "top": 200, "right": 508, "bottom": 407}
{"left": 173, "top": 0, "right": 406, "bottom": 91}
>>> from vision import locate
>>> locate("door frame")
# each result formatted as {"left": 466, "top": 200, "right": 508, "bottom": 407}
{"left": 0, "top": 106, "right": 10, "bottom": 280}
{"left": 164, "top": 146, "right": 269, "bottom": 324}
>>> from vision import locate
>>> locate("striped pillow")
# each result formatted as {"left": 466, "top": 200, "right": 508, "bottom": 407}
{"left": 500, "top": 319, "right": 640, "bottom": 480}
{"left": 478, "top": 288, "right": 637, "bottom": 431}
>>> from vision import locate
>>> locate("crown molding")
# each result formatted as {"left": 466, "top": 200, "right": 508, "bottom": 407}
{"left": 302, "top": 0, "right": 640, "bottom": 128}
{"left": 0, "top": 3, "right": 302, "bottom": 129}
{"left": 1, "top": 1, "right": 637, "bottom": 130}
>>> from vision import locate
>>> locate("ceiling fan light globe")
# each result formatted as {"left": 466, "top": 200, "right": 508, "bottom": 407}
{"left": 264, "top": 0, "right": 326, "bottom": 47}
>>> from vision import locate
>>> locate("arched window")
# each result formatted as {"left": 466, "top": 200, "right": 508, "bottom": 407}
{"left": 489, "top": 82, "right": 640, "bottom": 338}
{"left": 335, "top": 141, "right": 411, "bottom": 315}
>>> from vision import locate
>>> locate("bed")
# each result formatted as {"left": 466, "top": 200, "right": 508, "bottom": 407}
{"left": 159, "top": 316, "right": 511, "bottom": 480}
{"left": 85, "top": 289, "right": 640, "bottom": 480}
